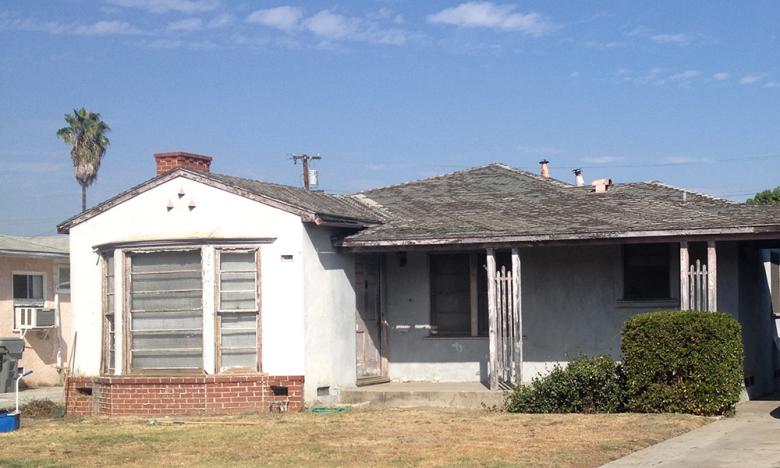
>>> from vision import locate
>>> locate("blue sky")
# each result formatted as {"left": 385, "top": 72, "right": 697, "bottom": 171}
{"left": 2, "top": 1, "right": 780, "bottom": 235}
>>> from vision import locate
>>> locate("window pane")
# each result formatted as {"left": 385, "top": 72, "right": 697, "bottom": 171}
{"left": 12, "top": 276, "right": 27, "bottom": 299}
{"left": 222, "top": 351, "right": 257, "bottom": 369}
{"left": 220, "top": 312, "right": 257, "bottom": 370}
{"left": 623, "top": 244, "right": 671, "bottom": 300}
{"left": 219, "top": 252, "right": 256, "bottom": 311}
{"left": 132, "top": 350, "right": 202, "bottom": 369}
{"left": 13, "top": 275, "right": 43, "bottom": 300}
{"left": 30, "top": 276, "right": 43, "bottom": 299}
{"left": 130, "top": 251, "right": 203, "bottom": 370}
{"left": 430, "top": 254, "right": 471, "bottom": 336}
{"left": 58, "top": 267, "right": 70, "bottom": 291}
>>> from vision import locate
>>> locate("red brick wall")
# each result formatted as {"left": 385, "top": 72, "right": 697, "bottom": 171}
{"left": 65, "top": 375, "right": 304, "bottom": 417}
{"left": 154, "top": 152, "right": 212, "bottom": 175}
{"left": 64, "top": 376, "right": 98, "bottom": 416}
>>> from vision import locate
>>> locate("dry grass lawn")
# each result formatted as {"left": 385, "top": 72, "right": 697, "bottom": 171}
{"left": 0, "top": 408, "right": 710, "bottom": 467}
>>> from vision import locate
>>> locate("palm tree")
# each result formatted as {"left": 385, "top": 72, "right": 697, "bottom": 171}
{"left": 56, "top": 108, "right": 111, "bottom": 211}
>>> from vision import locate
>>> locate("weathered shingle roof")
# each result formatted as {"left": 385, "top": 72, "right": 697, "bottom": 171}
{"left": 58, "top": 169, "right": 382, "bottom": 233}
{"left": 340, "top": 164, "right": 780, "bottom": 247}
{"left": 0, "top": 235, "right": 69, "bottom": 257}
{"left": 207, "top": 173, "right": 380, "bottom": 222}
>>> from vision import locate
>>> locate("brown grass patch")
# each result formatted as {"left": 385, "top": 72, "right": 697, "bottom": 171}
{"left": 0, "top": 408, "right": 710, "bottom": 467}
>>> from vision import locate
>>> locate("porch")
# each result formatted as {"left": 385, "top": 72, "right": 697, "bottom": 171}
{"left": 351, "top": 239, "right": 778, "bottom": 398}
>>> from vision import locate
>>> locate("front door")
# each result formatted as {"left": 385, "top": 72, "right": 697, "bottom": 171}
{"left": 355, "top": 255, "right": 384, "bottom": 381}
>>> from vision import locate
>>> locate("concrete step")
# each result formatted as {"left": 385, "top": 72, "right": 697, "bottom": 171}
{"left": 339, "top": 382, "right": 505, "bottom": 409}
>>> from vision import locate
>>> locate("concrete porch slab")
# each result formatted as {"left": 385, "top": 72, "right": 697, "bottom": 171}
{"left": 339, "top": 382, "right": 505, "bottom": 409}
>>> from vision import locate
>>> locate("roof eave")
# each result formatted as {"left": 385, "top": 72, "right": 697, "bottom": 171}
{"left": 0, "top": 250, "right": 69, "bottom": 258}
{"left": 339, "top": 225, "right": 780, "bottom": 250}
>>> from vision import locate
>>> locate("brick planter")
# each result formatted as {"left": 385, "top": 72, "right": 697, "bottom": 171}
{"left": 65, "top": 375, "right": 304, "bottom": 416}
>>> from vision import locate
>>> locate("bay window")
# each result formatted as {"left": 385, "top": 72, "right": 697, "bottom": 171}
{"left": 102, "top": 245, "right": 262, "bottom": 375}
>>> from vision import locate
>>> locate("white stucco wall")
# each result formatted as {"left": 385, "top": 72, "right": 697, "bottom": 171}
{"left": 68, "top": 176, "right": 306, "bottom": 378}
{"left": 302, "top": 225, "right": 357, "bottom": 402}
{"left": 382, "top": 243, "right": 744, "bottom": 384}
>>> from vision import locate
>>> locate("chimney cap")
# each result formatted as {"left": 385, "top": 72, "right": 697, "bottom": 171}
{"left": 154, "top": 151, "right": 213, "bottom": 175}
{"left": 154, "top": 151, "right": 213, "bottom": 163}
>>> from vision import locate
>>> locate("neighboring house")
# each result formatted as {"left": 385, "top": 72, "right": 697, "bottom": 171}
{"left": 58, "top": 152, "right": 780, "bottom": 416}
{"left": 0, "top": 234, "right": 71, "bottom": 387}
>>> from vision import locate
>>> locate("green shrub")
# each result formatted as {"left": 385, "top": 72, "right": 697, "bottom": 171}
{"left": 622, "top": 310, "right": 743, "bottom": 416}
{"left": 505, "top": 356, "right": 627, "bottom": 413}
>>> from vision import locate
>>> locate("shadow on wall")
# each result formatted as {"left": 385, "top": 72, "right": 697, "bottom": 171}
{"left": 741, "top": 244, "right": 780, "bottom": 399}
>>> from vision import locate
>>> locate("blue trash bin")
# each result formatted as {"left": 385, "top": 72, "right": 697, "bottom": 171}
{"left": 0, "top": 410, "right": 19, "bottom": 432}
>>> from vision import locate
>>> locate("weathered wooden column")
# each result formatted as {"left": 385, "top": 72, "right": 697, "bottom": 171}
{"left": 680, "top": 241, "right": 689, "bottom": 310}
{"left": 707, "top": 240, "right": 717, "bottom": 311}
{"left": 487, "top": 249, "right": 498, "bottom": 390}
{"left": 511, "top": 248, "right": 523, "bottom": 385}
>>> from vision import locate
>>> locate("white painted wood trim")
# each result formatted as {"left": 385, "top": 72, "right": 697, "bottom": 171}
{"left": 707, "top": 240, "right": 717, "bottom": 312}
{"left": 511, "top": 248, "right": 523, "bottom": 385}
{"left": 486, "top": 249, "right": 498, "bottom": 390}
{"left": 679, "top": 241, "right": 689, "bottom": 310}
{"left": 113, "top": 250, "right": 124, "bottom": 375}
{"left": 202, "top": 245, "right": 216, "bottom": 374}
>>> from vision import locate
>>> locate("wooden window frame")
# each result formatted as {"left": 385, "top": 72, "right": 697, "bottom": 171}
{"left": 124, "top": 247, "right": 205, "bottom": 376}
{"left": 215, "top": 247, "right": 262, "bottom": 374}
{"left": 100, "top": 254, "right": 115, "bottom": 375}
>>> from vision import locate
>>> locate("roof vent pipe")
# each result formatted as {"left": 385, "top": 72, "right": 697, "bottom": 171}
{"left": 592, "top": 178, "right": 613, "bottom": 193}
{"left": 539, "top": 159, "right": 550, "bottom": 178}
{"left": 573, "top": 168, "right": 585, "bottom": 187}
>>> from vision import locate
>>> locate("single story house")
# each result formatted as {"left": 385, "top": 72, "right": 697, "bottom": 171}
{"left": 58, "top": 152, "right": 780, "bottom": 415}
{"left": 0, "top": 234, "right": 71, "bottom": 387}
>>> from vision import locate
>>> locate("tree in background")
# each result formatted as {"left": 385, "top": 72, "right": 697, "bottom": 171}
{"left": 747, "top": 187, "right": 780, "bottom": 205}
{"left": 56, "top": 108, "right": 111, "bottom": 212}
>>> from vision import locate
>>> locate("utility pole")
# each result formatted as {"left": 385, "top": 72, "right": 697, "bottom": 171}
{"left": 291, "top": 154, "right": 321, "bottom": 190}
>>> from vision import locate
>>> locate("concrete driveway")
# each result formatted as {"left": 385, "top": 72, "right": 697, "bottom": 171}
{"left": 604, "top": 398, "right": 780, "bottom": 467}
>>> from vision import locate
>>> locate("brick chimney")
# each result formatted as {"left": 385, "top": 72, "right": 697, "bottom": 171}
{"left": 154, "top": 152, "right": 212, "bottom": 175}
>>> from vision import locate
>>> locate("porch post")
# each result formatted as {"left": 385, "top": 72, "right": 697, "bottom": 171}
{"left": 487, "top": 249, "right": 498, "bottom": 390}
{"left": 511, "top": 248, "right": 523, "bottom": 385}
{"left": 679, "top": 241, "right": 689, "bottom": 310}
{"left": 707, "top": 240, "right": 717, "bottom": 311}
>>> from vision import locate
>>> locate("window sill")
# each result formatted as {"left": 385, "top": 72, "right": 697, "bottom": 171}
{"left": 616, "top": 299, "right": 679, "bottom": 309}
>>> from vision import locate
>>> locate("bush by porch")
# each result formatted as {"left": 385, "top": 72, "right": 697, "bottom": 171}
{"left": 506, "top": 311, "right": 744, "bottom": 416}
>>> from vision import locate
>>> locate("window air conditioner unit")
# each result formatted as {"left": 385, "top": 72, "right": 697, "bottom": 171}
{"left": 13, "top": 307, "right": 56, "bottom": 331}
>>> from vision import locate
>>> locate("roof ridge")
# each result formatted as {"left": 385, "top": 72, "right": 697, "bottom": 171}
{"left": 351, "top": 163, "right": 570, "bottom": 196}
{"left": 643, "top": 181, "right": 737, "bottom": 205}
{"left": 491, "top": 163, "right": 573, "bottom": 187}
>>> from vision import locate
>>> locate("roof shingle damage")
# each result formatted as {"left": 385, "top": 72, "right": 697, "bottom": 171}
{"left": 339, "top": 163, "right": 780, "bottom": 247}
{"left": 57, "top": 163, "right": 780, "bottom": 248}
